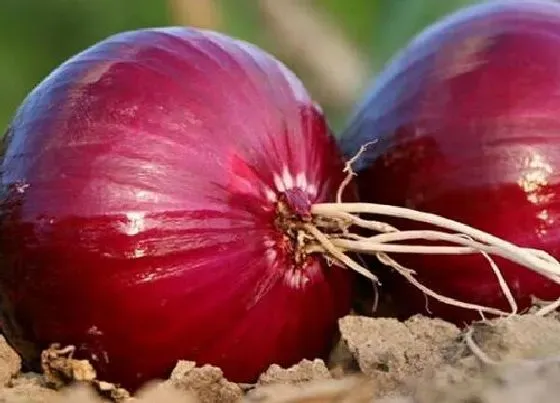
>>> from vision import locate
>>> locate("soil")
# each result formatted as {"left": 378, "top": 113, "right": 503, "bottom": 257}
{"left": 1, "top": 313, "right": 560, "bottom": 402}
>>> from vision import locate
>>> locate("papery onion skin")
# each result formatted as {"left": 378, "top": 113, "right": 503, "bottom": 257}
{"left": 340, "top": 0, "right": 560, "bottom": 323}
{"left": 0, "top": 27, "right": 353, "bottom": 389}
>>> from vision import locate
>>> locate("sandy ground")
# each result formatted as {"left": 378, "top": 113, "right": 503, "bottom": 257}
{"left": 1, "top": 313, "right": 560, "bottom": 402}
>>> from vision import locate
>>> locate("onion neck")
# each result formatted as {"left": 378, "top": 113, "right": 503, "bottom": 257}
{"left": 274, "top": 192, "right": 313, "bottom": 267}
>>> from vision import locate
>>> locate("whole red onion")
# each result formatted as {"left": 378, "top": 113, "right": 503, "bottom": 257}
{"left": 339, "top": 0, "right": 560, "bottom": 323}
{"left": 0, "top": 27, "right": 353, "bottom": 389}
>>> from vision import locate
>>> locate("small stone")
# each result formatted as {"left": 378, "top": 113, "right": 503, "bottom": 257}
{"left": 166, "top": 361, "right": 242, "bottom": 403}
{"left": 95, "top": 380, "right": 130, "bottom": 402}
{"left": 258, "top": 359, "right": 332, "bottom": 387}
{"left": 0, "top": 336, "right": 22, "bottom": 386}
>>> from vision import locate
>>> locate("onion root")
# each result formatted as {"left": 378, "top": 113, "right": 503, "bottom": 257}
{"left": 296, "top": 144, "right": 560, "bottom": 319}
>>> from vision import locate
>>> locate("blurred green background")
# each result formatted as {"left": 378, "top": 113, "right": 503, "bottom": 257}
{"left": 0, "top": 0, "right": 479, "bottom": 133}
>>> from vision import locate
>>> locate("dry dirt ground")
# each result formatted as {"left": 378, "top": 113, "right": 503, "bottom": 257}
{"left": 1, "top": 313, "right": 560, "bottom": 403}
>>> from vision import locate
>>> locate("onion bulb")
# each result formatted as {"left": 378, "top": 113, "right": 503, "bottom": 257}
{"left": 0, "top": 27, "right": 354, "bottom": 389}
{"left": 339, "top": 0, "right": 560, "bottom": 323}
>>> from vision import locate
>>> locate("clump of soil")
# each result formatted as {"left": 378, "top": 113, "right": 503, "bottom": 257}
{"left": 257, "top": 359, "right": 332, "bottom": 386}
{"left": 165, "top": 361, "right": 242, "bottom": 402}
{"left": 2, "top": 314, "right": 560, "bottom": 402}
{"left": 337, "top": 315, "right": 461, "bottom": 397}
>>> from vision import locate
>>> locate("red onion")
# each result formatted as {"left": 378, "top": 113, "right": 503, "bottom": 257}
{"left": 339, "top": 0, "right": 560, "bottom": 323}
{"left": 0, "top": 27, "right": 354, "bottom": 389}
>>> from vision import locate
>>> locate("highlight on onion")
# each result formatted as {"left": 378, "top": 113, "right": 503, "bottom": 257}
{"left": 3, "top": 23, "right": 560, "bottom": 392}
{"left": 339, "top": 0, "right": 560, "bottom": 323}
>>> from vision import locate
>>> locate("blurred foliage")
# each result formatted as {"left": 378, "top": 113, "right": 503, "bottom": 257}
{"left": 0, "top": 0, "right": 479, "bottom": 133}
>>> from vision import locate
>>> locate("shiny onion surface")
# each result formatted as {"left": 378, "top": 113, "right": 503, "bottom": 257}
{"left": 0, "top": 27, "right": 352, "bottom": 389}
{"left": 340, "top": 0, "right": 560, "bottom": 323}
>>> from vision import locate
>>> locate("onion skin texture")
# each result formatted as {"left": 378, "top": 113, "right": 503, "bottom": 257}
{"left": 0, "top": 27, "right": 352, "bottom": 389}
{"left": 340, "top": 0, "right": 560, "bottom": 323}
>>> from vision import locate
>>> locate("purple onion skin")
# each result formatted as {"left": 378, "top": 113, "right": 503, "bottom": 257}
{"left": 340, "top": 0, "right": 560, "bottom": 324}
{"left": 0, "top": 28, "right": 353, "bottom": 389}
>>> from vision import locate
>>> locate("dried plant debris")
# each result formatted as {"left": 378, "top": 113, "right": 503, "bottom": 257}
{"left": 40, "top": 343, "right": 129, "bottom": 401}
{"left": 40, "top": 344, "right": 96, "bottom": 389}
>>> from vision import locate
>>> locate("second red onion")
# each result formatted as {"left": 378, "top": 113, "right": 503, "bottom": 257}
{"left": 339, "top": 0, "right": 560, "bottom": 323}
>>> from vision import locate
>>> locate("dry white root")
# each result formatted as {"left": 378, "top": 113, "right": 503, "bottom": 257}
{"left": 305, "top": 143, "right": 560, "bottom": 318}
